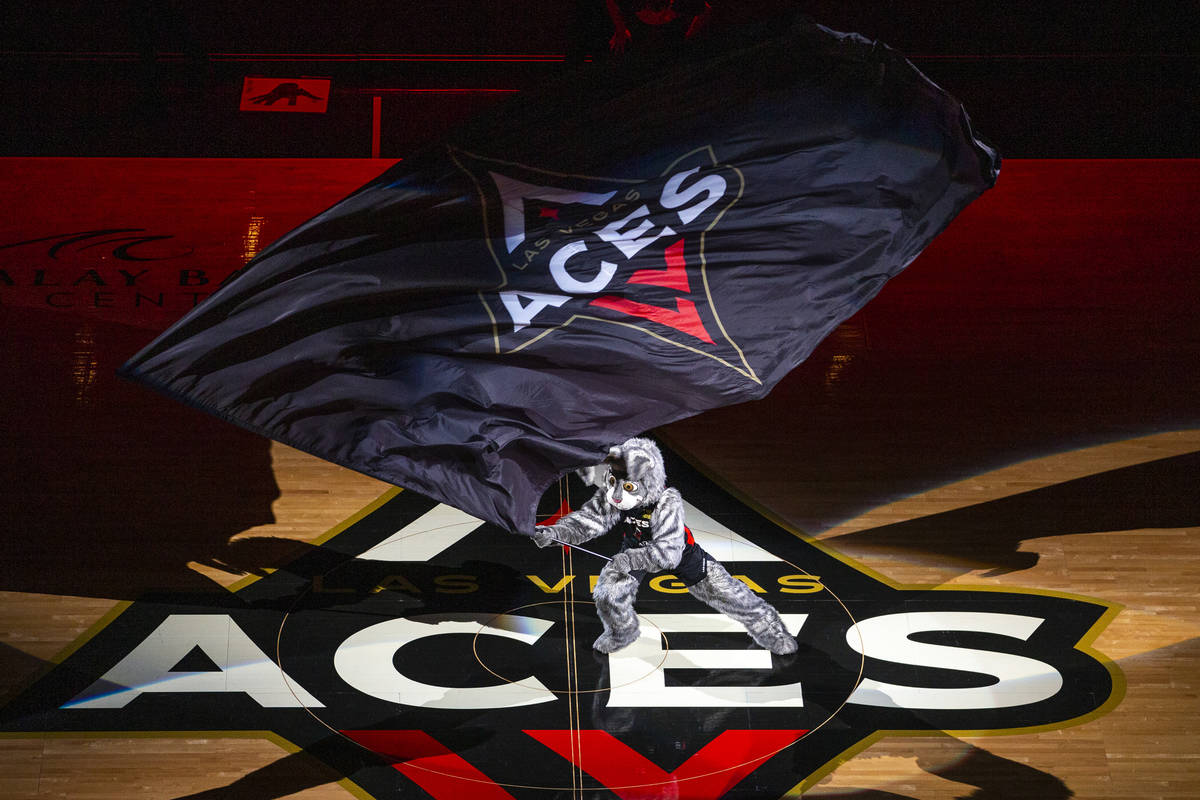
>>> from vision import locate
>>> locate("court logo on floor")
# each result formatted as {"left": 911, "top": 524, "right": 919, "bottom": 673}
{"left": 0, "top": 444, "right": 1121, "bottom": 798}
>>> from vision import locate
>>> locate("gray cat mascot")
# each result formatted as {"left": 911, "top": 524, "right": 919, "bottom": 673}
{"left": 531, "top": 437, "right": 798, "bottom": 655}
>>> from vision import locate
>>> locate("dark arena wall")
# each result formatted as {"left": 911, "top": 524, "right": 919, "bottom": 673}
{"left": 0, "top": 1, "right": 1195, "bottom": 157}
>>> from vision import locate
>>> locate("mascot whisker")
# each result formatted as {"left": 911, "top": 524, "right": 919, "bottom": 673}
{"left": 531, "top": 437, "right": 798, "bottom": 655}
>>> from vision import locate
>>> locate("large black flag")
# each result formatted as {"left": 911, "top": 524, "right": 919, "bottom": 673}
{"left": 120, "top": 18, "right": 999, "bottom": 534}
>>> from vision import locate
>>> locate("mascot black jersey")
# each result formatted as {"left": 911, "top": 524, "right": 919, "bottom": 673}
{"left": 615, "top": 506, "right": 710, "bottom": 585}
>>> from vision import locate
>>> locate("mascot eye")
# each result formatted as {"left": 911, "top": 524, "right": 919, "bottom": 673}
{"left": 624, "top": 482, "right": 638, "bottom": 493}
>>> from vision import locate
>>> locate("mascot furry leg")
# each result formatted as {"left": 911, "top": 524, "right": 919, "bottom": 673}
{"left": 592, "top": 567, "right": 643, "bottom": 653}
{"left": 686, "top": 562, "right": 796, "bottom": 654}
{"left": 532, "top": 437, "right": 797, "bottom": 655}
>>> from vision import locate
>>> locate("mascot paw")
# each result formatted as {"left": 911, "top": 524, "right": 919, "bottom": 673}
{"left": 593, "top": 630, "right": 638, "bottom": 653}
{"left": 608, "top": 552, "right": 634, "bottom": 573}
{"left": 531, "top": 529, "right": 557, "bottom": 548}
{"left": 768, "top": 634, "right": 799, "bottom": 655}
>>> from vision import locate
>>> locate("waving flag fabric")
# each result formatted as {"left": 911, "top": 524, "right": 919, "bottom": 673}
{"left": 120, "top": 17, "right": 1000, "bottom": 534}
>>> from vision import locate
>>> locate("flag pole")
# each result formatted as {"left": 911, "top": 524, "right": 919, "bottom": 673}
{"left": 548, "top": 537, "right": 612, "bottom": 563}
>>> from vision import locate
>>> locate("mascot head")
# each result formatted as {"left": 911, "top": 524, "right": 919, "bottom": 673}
{"left": 600, "top": 437, "right": 667, "bottom": 510}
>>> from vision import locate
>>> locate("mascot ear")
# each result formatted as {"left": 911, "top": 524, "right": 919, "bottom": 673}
{"left": 576, "top": 450, "right": 625, "bottom": 489}
{"left": 604, "top": 452, "right": 627, "bottom": 480}
{"left": 575, "top": 465, "right": 600, "bottom": 488}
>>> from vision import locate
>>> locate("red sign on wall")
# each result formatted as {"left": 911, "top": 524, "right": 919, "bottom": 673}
{"left": 239, "top": 77, "right": 331, "bottom": 113}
